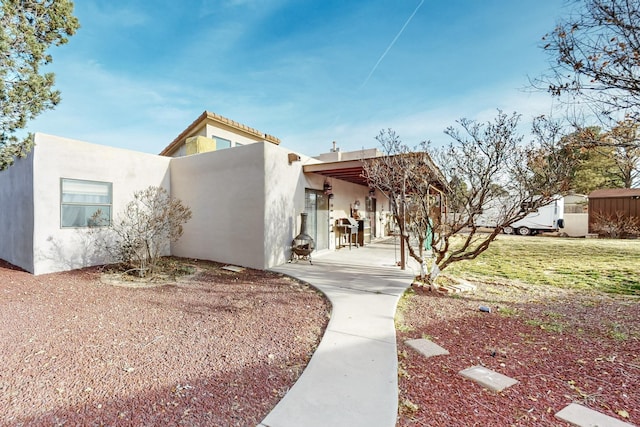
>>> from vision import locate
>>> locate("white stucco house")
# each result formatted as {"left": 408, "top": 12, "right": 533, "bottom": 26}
{"left": 0, "top": 111, "right": 392, "bottom": 275}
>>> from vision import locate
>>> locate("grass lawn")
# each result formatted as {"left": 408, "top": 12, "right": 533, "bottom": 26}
{"left": 444, "top": 235, "right": 640, "bottom": 295}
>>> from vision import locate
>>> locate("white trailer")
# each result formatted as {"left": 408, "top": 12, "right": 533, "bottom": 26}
{"left": 475, "top": 197, "right": 565, "bottom": 236}
{"left": 503, "top": 198, "right": 565, "bottom": 235}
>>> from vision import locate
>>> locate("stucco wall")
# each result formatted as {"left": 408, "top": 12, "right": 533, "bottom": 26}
{"left": 563, "top": 213, "right": 589, "bottom": 237}
{"left": 262, "top": 147, "right": 387, "bottom": 262}
{"left": 169, "top": 142, "right": 269, "bottom": 269}
{"left": 0, "top": 151, "right": 35, "bottom": 272}
{"left": 2, "top": 130, "right": 386, "bottom": 274}
{"left": 263, "top": 143, "right": 310, "bottom": 266}
{"left": 30, "top": 133, "right": 171, "bottom": 275}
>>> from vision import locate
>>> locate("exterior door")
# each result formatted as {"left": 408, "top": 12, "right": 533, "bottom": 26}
{"left": 366, "top": 196, "right": 377, "bottom": 238}
{"left": 305, "top": 189, "right": 329, "bottom": 251}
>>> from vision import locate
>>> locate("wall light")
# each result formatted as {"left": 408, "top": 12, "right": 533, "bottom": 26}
{"left": 288, "top": 153, "right": 301, "bottom": 164}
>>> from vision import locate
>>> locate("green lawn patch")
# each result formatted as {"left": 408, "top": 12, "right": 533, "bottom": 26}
{"left": 445, "top": 235, "right": 640, "bottom": 295}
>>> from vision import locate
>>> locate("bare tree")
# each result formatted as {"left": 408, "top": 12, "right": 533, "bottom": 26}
{"left": 539, "top": 0, "right": 640, "bottom": 124}
{"left": 94, "top": 186, "right": 192, "bottom": 277}
{"left": 363, "top": 111, "right": 575, "bottom": 289}
{"left": 362, "top": 129, "right": 444, "bottom": 272}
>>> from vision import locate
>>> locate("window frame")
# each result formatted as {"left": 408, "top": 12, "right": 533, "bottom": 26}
{"left": 60, "top": 178, "right": 113, "bottom": 228}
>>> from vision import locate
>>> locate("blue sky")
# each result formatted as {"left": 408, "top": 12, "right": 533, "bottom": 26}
{"left": 28, "top": 0, "right": 571, "bottom": 155}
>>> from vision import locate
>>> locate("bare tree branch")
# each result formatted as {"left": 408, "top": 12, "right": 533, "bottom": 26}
{"left": 363, "top": 111, "right": 576, "bottom": 289}
{"left": 537, "top": 0, "right": 640, "bottom": 121}
{"left": 92, "top": 186, "right": 192, "bottom": 278}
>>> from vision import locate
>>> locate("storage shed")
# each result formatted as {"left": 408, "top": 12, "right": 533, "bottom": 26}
{"left": 588, "top": 188, "right": 640, "bottom": 234}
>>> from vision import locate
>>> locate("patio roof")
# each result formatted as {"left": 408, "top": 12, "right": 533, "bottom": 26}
{"left": 303, "top": 160, "right": 369, "bottom": 187}
{"left": 304, "top": 154, "right": 451, "bottom": 193}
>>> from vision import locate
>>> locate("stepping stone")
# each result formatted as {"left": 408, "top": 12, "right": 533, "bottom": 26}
{"left": 459, "top": 365, "right": 518, "bottom": 392}
{"left": 222, "top": 265, "right": 245, "bottom": 272}
{"left": 405, "top": 339, "right": 449, "bottom": 358}
{"left": 555, "top": 403, "right": 634, "bottom": 427}
{"left": 440, "top": 279, "right": 477, "bottom": 293}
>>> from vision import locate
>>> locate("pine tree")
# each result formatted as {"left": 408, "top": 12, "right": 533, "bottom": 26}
{"left": 0, "top": 0, "right": 79, "bottom": 170}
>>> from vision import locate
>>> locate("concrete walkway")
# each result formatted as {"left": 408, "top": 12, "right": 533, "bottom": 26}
{"left": 258, "top": 239, "right": 416, "bottom": 427}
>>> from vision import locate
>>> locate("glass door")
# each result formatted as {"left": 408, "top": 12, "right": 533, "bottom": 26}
{"left": 305, "top": 189, "right": 329, "bottom": 250}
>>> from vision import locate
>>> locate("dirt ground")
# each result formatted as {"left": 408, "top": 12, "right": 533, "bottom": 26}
{"left": 396, "top": 280, "right": 640, "bottom": 426}
{"left": 0, "top": 259, "right": 329, "bottom": 426}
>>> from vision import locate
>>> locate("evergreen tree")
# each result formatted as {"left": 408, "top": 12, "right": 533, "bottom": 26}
{"left": 531, "top": 124, "right": 628, "bottom": 194}
{"left": 0, "top": 0, "right": 79, "bottom": 170}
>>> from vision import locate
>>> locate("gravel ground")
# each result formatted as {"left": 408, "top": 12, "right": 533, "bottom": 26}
{"left": 0, "top": 259, "right": 329, "bottom": 426}
{"left": 5, "top": 254, "right": 638, "bottom": 427}
{"left": 396, "top": 280, "right": 640, "bottom": 426}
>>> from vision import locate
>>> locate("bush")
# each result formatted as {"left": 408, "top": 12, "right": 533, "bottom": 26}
{"left": 95, "top": 186, "right": 192, "bottom": 277}
{"left": 591, "top": 211, "right": 640, "bottom": 239}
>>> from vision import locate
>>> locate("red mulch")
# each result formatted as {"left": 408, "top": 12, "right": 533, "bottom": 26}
{"left": 396, "top": 281, "right": 640, "bottom": 426}
{"left": 4, "top": 256, "right": 638, "bottom": 427}
{"left": 0, "top": 259, "right": 329, "bottom": 426}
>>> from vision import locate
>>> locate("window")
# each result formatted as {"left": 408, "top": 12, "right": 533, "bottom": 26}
{"left": 61, "top": 178, "right": 112, "bottom": 228}
{"left": 213, "top": 136, "right": 231, "bottom": 150}
{"left": 520, "top": 202, "right": 535, "bottom": 213}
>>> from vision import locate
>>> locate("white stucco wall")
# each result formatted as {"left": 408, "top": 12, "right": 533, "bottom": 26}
{"left": 1, "top": 130, "right": 385, "bottom": 275}
{"left": 169, "top": 142, "right": 269, "bottom": 269}
{"left": 170, "top": 142, "right": 316, "bottom": 269}
{"left": 0, "top": 151, "right": 35, "bottom": 272}
{"left": 30, "top": 133, "right": 171, "bottom": 275}
{"left": 563, "top": 213, "right": 589, "bottom": 237}
{"left": 263, "top": 143, "right": 310, "bottom": 266}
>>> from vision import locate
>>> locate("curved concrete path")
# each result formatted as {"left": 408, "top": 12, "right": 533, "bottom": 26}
{"left": 259, "top": 239, "right": 415, "bottom": 427}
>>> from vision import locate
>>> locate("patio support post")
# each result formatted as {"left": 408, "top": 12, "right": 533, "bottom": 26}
{"left": 400, "top": 194, "right": 406, "bottom": 270}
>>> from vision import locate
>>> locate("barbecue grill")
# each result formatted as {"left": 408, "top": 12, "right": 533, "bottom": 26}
{"left": 335, "top": 217, "right": 358, "bottom": 249}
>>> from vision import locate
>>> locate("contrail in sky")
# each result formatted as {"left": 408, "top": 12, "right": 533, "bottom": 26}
{"left": 360, "top": 0, "right": 425, "bottom": 89}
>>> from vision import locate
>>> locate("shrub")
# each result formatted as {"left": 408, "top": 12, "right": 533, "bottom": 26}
{"left": 591, "top": 211, "right": 640, "bottom": 239}
{"left": 94, "top": 186, "right": 192, "bottom": 277}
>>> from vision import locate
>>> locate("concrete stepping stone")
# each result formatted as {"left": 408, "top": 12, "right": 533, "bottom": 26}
{"left": 440, "top": 279, "right": 477, "bottom": 294}
{"left": 222, "top": 265, "right": 245, "bottom": 272}
{"left": 405, "top": 338, "right": 449, "bottom": 358}
{"left": 555, "top": 403, "right": 635, "bottom": 427}
{"left": 459, "top": 365, "right": 518, "bottom": 392}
